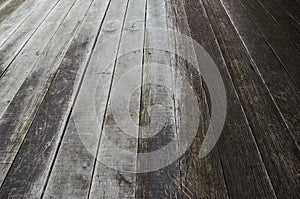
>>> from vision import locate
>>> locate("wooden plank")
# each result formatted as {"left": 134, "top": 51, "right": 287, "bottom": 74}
{"left": 0, "top": 0, "right": 61, "bottom": 76}
{"left": 0, "top": 0, "right": 94, "bottom": 194}
{"left": 165, "top": 0, "right": 230, "bottom": 198}
{"left": 0, "top": 0, "right": 11, "bottom": 8}
{"left": 0, "top": 0, "right": 44, "bottom": 45}
{"left": 255, "top": 0, "right": 300, "bottom": 50}
{"left": 41, "top": 1, "right": 113, "bottom": 197}
{"left": 0, "top": 0, "right": 26, "bottom": 24}
{"left": 134, "top": 0, "right": 184, "bottom": 197}
{"left": 272, "top": 0, "right": 300, "bottom": 23}
{"left": 0, "top": 0, "right": 77, "bottom": 118}
{"left": 221, "top": 0, "right": 300, "bottom": 164}
{"left": 237, "top": 0, "right": 300, "bottom": 88}
{"left": 0, "top": 0, "right": 79, "bottom": 183}
{"left": 87, "top": 0, "right": 145, "bottom": 197}
{"left": 42, "top": 0, "right": 131, "bottom": 197}
{"left": 202, "top": 0, "right": 300, "bottom": 197}
{"left": 0, "top": 0, "right": 78, "bottom": 171}
{"left": 181, "top": 0, "right": 277, "bottom": 197}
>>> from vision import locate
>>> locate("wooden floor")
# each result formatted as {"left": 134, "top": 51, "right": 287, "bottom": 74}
{"left": 0, "top": 0, "right": 299, "bottom": 198}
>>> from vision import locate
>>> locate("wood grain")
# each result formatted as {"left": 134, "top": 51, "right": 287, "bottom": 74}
{"left": 202, "top": 0, "right": 300, "bottom": 197}
{"left": 0, "top": 0, "right": 96, "bottom": 196}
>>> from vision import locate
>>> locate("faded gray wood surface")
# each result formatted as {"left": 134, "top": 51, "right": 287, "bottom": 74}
{"left": 0, "top": 0, "right": 61, "bottom": 76}
{"left": 0, "top": 0, "right": 299, "bottom": 198}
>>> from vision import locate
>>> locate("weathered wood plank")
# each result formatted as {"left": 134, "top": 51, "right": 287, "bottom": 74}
{"left": 181, "top": 0, "right": 277, "bottom": 197}
{"left": 0, "top": 0, "right": 79, "bottom": 185}
{"left": 41, "top": 0, "right": 131, "bottom": 198}
{"left": 0, "top": 0, "right": 61, "bottom": 76}
{"left": 0, "top": 0, "right": 78, "bottom": 118}
{"left": 255, "top": 0, "right": 300, "bottom": 50}
{"left": 41, "top": 0, "right": 112, "bottom": 198}
{"left": 164, "top": 0, "right": 231, "bottom": 198}
{"left": 0, "top": 0, "right": 12, "bottom": 9}
{"left": 237, "top": 0, "right": 300, "bottom": 88}
{"left": 0, "top": 0, "right": 44, "bottom": 45}
{"left": 0, "top": 0, "right": 26, "bottom": 24}
{"left": 0, "top": 0, "right": 96, "bottom": 195}
{"left": 0, "top": 0, "right": 78, "bottom": 164}
{"left": 272, "top": 0, "right": 300, "bottom": 23}
{"left": 202, "top": 0, "right": 300, "bottom": 197}
{"left": 89, "top": 0, "right": 144, "bottom": 197}
{"left": 134, "top": 0, "right": 184, "bottom": 197}
{"left": 221, "top": 0, "right": 300, "bottom": 164}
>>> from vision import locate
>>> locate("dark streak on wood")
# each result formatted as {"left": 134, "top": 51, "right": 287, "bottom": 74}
{"left": 182, "top": 0, "right": 277, "bottom": 197}
{"left": 202, "top": 0, "right": 300, "bottom": 197}
{"left": 0, "top": 38, "right": 90, "bottom": 199}
{"left": 166, "top": 0, "right": 229, "bottom": 197}
{"left": 237, "top": 0, "right": 300, "bottom": 88}
{"left": 0, "top": 0, "right": 26, "bottom": 23}
{"left": 0, "top": 0, "right": 96, "bottom": 196}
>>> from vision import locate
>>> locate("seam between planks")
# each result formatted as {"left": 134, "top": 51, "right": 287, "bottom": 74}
{"left": 85, "top": 0, "right": 130, "bottom": 197}
{"left": 200, "top": 0, "right": 277, "bottom": 197}
{"left": 0, "top": 0, "right": 62, "bottom": 78}
{"left": 0, "top": 15, "right": 83, "bottom": 197}
{"left": 236, "top": 0, "right": 300, "bottom": 90}
{"left": 0, "top": 0, "right": 45, "bottom": 47}
{"left": 255, "top": 0, "right": 300, "bottom": 51}
{"left": 219, "top": 0, "right": 300, "bottom": 151}
{"left": 0, "top": 0, "right": 83, "bottom": 190}
{"left": 0, "top": 0, "right": 78, "bottom": 119}
{"left": 38, "top": 0, "right": 104, "bottom": 197}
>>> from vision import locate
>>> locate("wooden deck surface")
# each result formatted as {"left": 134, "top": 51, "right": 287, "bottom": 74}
{"left": 0, "top": 0, "right": 299, "bottom": 198}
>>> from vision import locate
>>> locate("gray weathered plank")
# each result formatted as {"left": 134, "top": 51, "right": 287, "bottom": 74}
{"left": 0, "top": 0, "right": 78, "bottom": 118}
{"left": 0, "top": 0, "right": 61, "bottom": 76}
{"left": 0, "top": 0, "right": 79, "bottom": 188}
{"left": 41, "top": 1, "right": 113, "bottom": 197}
{"left": 0, "top": 0, "right": 45, "bottom": 45}
{"left": 135, "top": 0, "right": 183, "bottom": 197}
{"left": 165, "top": 0, "right": 230, "bottom": 198}
{"left": 42, "top": 0, "right": 130, "bottom": 197}
{"left": 88, "top": 0, "right": 144, "bottom": 197}
{"left": 0, "top": 0, "right": 26, "bottom": 24}
{"left": 0, "top": 0, "right": 95, "bottom": 195}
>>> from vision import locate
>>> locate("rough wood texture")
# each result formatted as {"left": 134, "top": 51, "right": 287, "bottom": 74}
{"left": 0, "top": 0, "right": 79, "bottom": 187}
{"left": 165, "top": 0, "right": 229, "bottom": 198}
{"left": 0, "top": 0, "right": 61, "bottom": 76}
{"left": 202, "top": 0, "right": 300, "bottom": 197}
{"left": 182, "top": 0, "right": 276, "bottom": 197}
{"left": 0, "top": 0, "right": 299, "bottom": 197}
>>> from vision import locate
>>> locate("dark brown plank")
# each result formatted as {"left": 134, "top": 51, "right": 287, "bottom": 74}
{"left": 255, "top": 0, "right": 300, "bottom": 50}
{"left": 202, "top": 0, "right": 300, "bottom": 197}
{"left": 237, "top": 0, "right": 300, "bottom": 88}
{"left": 181, "top": 0, "right": 277, "bottom": 197}
{"left": 221, "top": 0, "right": 300, "bottom": 166}
{"left": 272, "top": 0, "right": 300, "bottom": 22}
